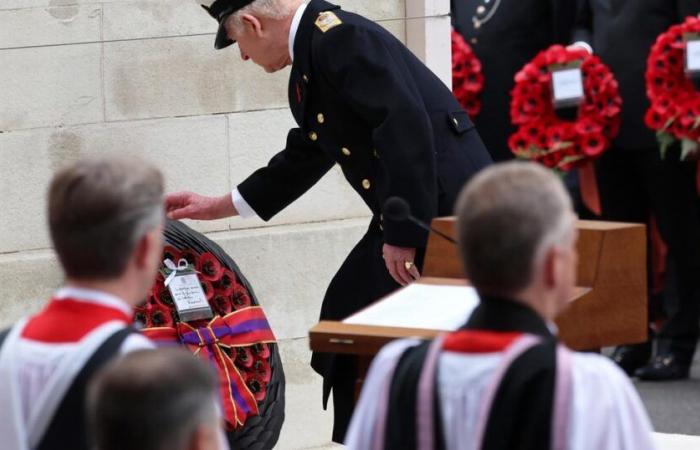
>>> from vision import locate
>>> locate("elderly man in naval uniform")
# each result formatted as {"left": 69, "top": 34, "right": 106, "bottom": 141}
{"left": 165, "top": 0, "right": 493, "bottom": 441}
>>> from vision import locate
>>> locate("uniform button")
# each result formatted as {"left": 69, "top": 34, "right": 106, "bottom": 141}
{"left": 373, "top": 149, "right": 380, "bottom": 158}
{"left": 471, "top": 38, "right": 478, "bottom": 45}
{"left": 476, "top": 5, "right": 486, "bottom": 15}
{"left": 309, "top": 131, "right": 318, "bottom": 141}
{"left": 303, "top": 74, "right": 309, "bottom": 83}
{"left": 362, "top": 179, "right": 371, "bottom": 190}
{"left": 317, "top": 113, "right": 325, "bottom": 124}
{"left": 342, "top": 147, "right": 351, "bottom": 156}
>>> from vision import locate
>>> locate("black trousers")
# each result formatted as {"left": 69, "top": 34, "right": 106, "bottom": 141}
{"left": 577, "top": 147, "right": 700, "bottom": 363}
{"left": 310, "top": 218, "right": 426, "bottom": 443}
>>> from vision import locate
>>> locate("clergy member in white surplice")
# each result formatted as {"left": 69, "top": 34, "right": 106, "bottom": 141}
{"left": 346, "top": 162, "right": 655, "bottom": 450}
{"left": 0, "top": 157, "right": 164, "bottom": 450}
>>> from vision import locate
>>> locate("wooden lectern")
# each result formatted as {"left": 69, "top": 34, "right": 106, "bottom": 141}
{"left": 309, "top": 218, "right": 648, "bottom": 376}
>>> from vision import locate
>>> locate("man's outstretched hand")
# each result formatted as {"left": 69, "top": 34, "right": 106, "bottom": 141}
{"left": 165, "top": 192, "right": 238, "bottom": 221}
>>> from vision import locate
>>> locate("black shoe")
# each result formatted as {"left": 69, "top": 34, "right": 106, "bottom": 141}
{"left": 635, "top": 353, "right": 690, "bottom": 381}
{"left": 611, "top": 343, "right": 652, "bottom": 376}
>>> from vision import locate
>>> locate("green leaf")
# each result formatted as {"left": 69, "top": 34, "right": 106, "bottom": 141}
{"left": 681, "top": 138, "right": 699, "bottom": 160}
{"left": 662, "top": 117, "right": 676, "bottom": 131}
{"left": 693, "top": 116, "right": 700, "bottom": 130}
{"left": 657, "top": 131, "right": 676, "bottom": 159}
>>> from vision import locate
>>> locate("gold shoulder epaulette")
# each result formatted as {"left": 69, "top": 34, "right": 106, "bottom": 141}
{"left": 315, "top": 11, "right": 342, "bottom": 33}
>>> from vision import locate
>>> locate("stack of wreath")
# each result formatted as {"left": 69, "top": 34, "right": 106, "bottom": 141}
{"left": 135, "top": 220, "right": 285, "bottom": 450}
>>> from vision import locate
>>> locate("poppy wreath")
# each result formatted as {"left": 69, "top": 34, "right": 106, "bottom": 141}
{"left": 135, "top": 220, "right": 285, "bottom": 450}
{"left": 452, "top": 29, "right": 484, "bottom": 118}
{"left": 509, "top": 45, "right": 622, "bottom": 215}
{"left": 645, "top": 16, "right": 700, "bottom": 194}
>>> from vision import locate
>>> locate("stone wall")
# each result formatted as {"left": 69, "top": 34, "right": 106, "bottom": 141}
{"left": 0, "top": 1, "right": 450, "bottom": 448}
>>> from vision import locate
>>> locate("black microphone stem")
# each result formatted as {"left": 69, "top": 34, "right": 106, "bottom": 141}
{"left": 408, "top": 215, "right": 458, "bottom": 244}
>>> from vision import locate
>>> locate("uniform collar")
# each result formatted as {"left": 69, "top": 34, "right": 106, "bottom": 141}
{"left": 55, "top": 286, "right": 133, "bottom": 317}
{"left": 288, "top": 2, "right": 308, "bottom": 62}
{"left": 463, "top": 294, "right": 555, "bottom": 339}
{"left": 292, "top": 0, "right": 340, "bottom": 76}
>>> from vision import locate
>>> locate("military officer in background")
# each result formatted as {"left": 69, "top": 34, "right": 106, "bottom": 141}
{"left": 572, "top": 0, "right": 700, "bottom": 380}
{"left": 451, "top": 0, "right": 577, "bottom": 161}
{"left": 166, "top": 0, "right": 492, "bottom": 442}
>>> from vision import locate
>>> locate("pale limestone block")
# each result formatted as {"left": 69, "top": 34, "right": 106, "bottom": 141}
{"left": 275, "top": 338, "right": 336, "bottom": 450}
{"left": 0, "top": 249, "right": 61, "bottom": 327}
{"left": 103, "top": 34, "right": 289, "bottom": 121}
{"left": 0, "top": 44, "right": 102, "bottom": 131}
{"left": 0, "top": 128, "right": 59, "bottom": 253}
{"left": 336, "top": 0, "right": 406, "bottom": 20}
{"left": 0, "top": 5, "right": 101, "bottom": 49}
{"left": 405, "top": 14, "right": 451, "bottom": 88}
{"left": 213, "top": 219, "right": 367, "bottom": 340}
{"left": 102, "top": 0, "right": 405, "bottom": 42}
{"left": 103, "top": 0, "right": 215, "bottom": 41}
{"left": 228, "top": 109, "right": 370, "bottom": 230}
{"left": 0, "top": 115, "right": 229, "bottom": 253}
{"left": 380, "top": 17, "right": 407, "bottom": 43}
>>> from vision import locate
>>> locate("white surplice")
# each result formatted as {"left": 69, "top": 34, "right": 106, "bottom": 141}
{"left": 346, "top": 339, "right": 657, "bottom": 450}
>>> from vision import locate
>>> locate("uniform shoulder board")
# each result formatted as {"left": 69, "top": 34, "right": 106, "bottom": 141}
{"left": 315, "top": 11, "right": 342, "bottom": 33}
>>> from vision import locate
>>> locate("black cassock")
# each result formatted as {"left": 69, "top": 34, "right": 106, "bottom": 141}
{"left": 451, "top": 0, "right": 576, "bottom": 161}
{"left": 236, "top": 0, "right": 492, "bottom": 441}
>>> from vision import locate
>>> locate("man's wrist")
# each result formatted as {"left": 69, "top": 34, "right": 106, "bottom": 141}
{"left": 216, "top": 193, "right": 238, "bottom": 218}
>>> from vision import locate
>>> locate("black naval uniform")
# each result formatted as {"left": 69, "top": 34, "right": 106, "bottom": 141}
{"left": 236, "top": 0, "right": 492, "bottom": 441}
{"left": 451, "top": 0, "right": 576, "bottom": 161}
{"left": 574, "top": 0, "right": 700, "bottom": 373}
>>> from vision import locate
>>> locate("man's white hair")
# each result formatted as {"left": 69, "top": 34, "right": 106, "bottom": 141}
{"left": 226, "top": 0, "right": 300, "bottom": 34}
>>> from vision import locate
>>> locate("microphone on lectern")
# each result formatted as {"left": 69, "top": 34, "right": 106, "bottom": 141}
{"left": 382, "top": 197, "right": 457, "bottom": 245}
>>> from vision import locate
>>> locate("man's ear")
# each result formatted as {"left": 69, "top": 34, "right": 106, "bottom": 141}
{"left": 133, "top": 228, "right": 158, "bottom": 270}
{"left": 542, "top": 246, "right": 559, "bottom": 289}
{"left": 240, "top": 13, "right": 264, "bottom": 37}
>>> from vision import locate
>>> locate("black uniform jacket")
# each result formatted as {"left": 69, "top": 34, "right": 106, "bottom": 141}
{"left": 238, "top": 0, "right": 492, "bottom": 248}
{"left": 574, "top": 0, "right": 700, "bottom": 150}
{"left": 452, "top": 0, "right": 576, "bottom": 161}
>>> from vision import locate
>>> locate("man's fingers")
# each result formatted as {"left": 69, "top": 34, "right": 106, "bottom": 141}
{"left": 394, "top": 261, "right": 413, "bottom": 286}
{"left": 408, "top": 265, "right": 421, "bottom": 281}
{"left": 385, "top": 259, "right": 404, "bottom": 286}
{"left": 167, "top": 205, "right": 197, "bottom": 220}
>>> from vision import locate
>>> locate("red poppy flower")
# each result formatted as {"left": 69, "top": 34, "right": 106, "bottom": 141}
{"left": 162, "top": 245, "right": 181, "bottom": 263}
{"left": 153, "top": 284, "right": 175, "bottom": 308}
{"left": 251, "top": 343, "right": 270, "bottom": 359}
{"left": 211, "top": 293, "right": 233, "bottom": 317}
{"left": 134, "top": 307, "right": 149, "bottom": 326}
{"left": 198, "top": 252, "right": 224, "bottom": 282}
{"left": 200, "top": 279, "right": 215, "bottom": 301}
{"left": 149, "top": 304, "right": 175, "bottom": 328}
{"left": 180, "top": 249, "right": 199, "bottom": 267}
{"left": 581, "top": 132, "right": 606, "bottom": 157}
{"left": 235, "top": 347, "right": 254, "bottom": 369}
{"left": 451, "top": 29, "right": 484, "bottom": 117}
{"left": 214, "top": 270, "right": 237, "bottom": 296}
{"left": 245, "top": 374, "right": 267, "bottom": 402}
{"left": 253, "top": 359, "right": 272, "bottom": 383}
{"left": 231, "top": 286, "right": 252, "bottom": 309}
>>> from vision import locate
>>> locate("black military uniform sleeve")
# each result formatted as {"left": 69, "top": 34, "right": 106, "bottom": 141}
{"left": 550, "top": 0, "right": 577, "bottom": 44}
{"left": 677, "top": 0, "right": 700, "bottom": 20}
{"left": 572, "top": 0, "right": 593, "bottom": 45}
{"left": 237, "top": 127, "right": 335, "bottom": 221}
{"left": 314, "top": 25, "right": 438, "bottom": 248}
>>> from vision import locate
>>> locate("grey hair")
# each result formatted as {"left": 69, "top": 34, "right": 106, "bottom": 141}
{"left": 455, "top": 161, "right": 575, "bottom": 297}
{"left": 225, "top": 0, "right": 300, "bottom": 34}
{"left": 88, "top": 349, "right": 220, "bottom": 450}
{"left": 48, "top": 155, "right": 164, "bottom": 279}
